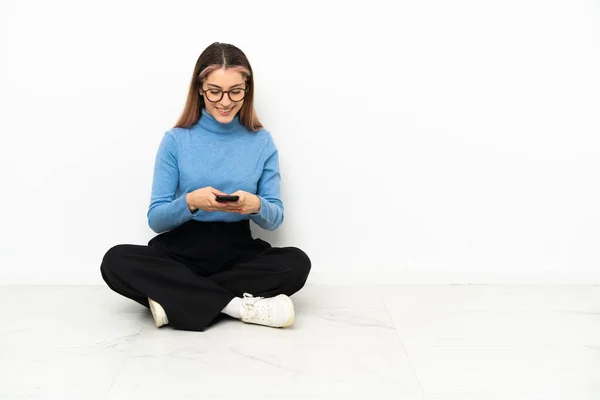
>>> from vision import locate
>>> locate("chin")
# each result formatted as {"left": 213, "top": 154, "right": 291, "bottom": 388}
{"left": 211, "top": 108, "right": 239, "bottom": 123}
{"left": 216, "top": 114, "right": 236, "bottom": 123}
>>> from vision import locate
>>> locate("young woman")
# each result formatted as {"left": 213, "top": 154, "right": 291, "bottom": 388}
{"left": 100, "top": 42, "right": 311, "bottom": 332}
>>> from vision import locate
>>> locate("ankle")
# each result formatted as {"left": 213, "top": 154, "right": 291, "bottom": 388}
{"left": 221, "top": 297, "right": 242, "bottom": 319}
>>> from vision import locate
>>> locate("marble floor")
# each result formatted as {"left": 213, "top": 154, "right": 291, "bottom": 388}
{"left": 1, "top": 284, "right": 599, "bottom": 399}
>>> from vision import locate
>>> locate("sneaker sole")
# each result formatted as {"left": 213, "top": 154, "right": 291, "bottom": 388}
{"left": 148, "top": 298, "right": 167, "bottom": 328}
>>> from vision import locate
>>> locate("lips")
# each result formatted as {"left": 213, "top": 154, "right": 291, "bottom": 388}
{"left": 217, "top": 107, "right": 233, "bottom": 115}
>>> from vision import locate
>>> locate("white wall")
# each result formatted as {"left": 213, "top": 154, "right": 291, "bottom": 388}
{"left": 1, "top": 0, "right": 599, "bottom": 285}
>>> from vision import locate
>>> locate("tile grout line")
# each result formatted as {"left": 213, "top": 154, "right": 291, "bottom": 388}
{"left": 380, "top": 294, "right": 427, "bottom": 398}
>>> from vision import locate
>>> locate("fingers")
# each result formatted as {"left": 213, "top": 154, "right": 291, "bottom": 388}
{"left": 220, "top": 203, "right": 241, "bottom": 212}
{"left": 210, "top": 205, "right": 235, "bottom": 213}
{"left": 208, "top": 198, "right": 240, "bottom": 213}
{"left": 206, "top": 189, "right": 246, "bottom": 213}
{"left": 218, "top": 200, "right": 242, "bottom": 213}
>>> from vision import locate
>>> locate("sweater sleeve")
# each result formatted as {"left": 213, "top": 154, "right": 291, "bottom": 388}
{"left": 249, "top": 133, "right": 285, "bottom": 231}
{"left": 147, "top": 132, "right": 201, "bottom": 233}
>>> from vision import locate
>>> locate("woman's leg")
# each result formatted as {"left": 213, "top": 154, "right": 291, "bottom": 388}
{"left": 208, "top": 246, "right": 311, "bottom": 299}
{"left": 100, "top": 244, "right": 235, "bottom": 331}
{"left": 207, "top": 246, "right": 311, "bottom": 327}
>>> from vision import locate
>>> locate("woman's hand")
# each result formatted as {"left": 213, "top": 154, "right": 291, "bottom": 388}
{"left": 186, "top": 186, "right": 240, "bottom": 213}
{"left": 220, "top": 190, "right": 261, "bottom": 215}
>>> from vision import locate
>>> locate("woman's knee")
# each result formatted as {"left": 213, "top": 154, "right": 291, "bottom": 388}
{"left": 286, "top": 247, "right": 311, "bottom": 283}
{"left": 100, "top": 244, "right": 131, "bottom": 277}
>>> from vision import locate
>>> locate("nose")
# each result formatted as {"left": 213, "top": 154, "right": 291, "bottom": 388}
{"left": 219, "top": 92, "right": 233, "bottom": 107}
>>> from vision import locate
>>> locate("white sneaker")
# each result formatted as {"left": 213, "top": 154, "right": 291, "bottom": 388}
{"left": 148, "top": 297, "right": 169, "bottom": 328}
{"left": 240, "top": 293, "right": 295, "bottom": 328}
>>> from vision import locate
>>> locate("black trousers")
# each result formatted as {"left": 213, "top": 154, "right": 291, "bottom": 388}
{"left": 100, "top": 220, "right": 311, "bottom": 331}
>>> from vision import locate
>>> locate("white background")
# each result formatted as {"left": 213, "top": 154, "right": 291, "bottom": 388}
{"left": 1, "top": 0, "right": 599, "bottom": 284}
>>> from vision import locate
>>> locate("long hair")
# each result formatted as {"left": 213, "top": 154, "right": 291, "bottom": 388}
{"left": 174, "top": 42, "right": 263, "bottom": 132}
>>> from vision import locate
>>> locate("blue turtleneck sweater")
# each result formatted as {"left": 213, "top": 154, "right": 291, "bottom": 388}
{"left": 147, "top": 108, "right": 284, "bottom": 233}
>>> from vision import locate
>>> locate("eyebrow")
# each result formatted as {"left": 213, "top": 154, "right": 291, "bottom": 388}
{"left": 206, "top": 83, "right": 245, "bottom": 89}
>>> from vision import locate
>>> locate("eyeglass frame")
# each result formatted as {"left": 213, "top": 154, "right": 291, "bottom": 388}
{"left": 199, "top": 84, "right": 249, "bottom": 103}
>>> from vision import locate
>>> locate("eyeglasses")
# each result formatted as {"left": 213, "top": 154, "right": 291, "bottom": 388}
{"left": 200, "top": 86, "right": 248, "bottom": 103}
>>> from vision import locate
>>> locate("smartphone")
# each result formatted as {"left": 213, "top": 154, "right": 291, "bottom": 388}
{"left": 215, "top": 195, "right": 239, "bottom": 202}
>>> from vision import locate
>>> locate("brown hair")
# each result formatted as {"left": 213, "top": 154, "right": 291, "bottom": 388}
{"left": 174, "top": 42, "right": 263, "bottom": 132}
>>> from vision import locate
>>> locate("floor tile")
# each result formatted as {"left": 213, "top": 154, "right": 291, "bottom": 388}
{"left": 426, "top": 393, "right": 598, "bottom": 400}
{"left": 2, "top": 284, "right": 599, "bottom": 399}
{"left": 0, "top": 286, "right": 146, "bottom": 399}
{"left": 384, "top": 309, "right": 600, "bottom": 347}
{"left": 106, "top": 298, "right": 422, "bottom": 398}
{"left": 408, "top": 344, "right": 600, "bottom": 395}
{"left": 381, "top": 285, "right": 600, "bottom": 314}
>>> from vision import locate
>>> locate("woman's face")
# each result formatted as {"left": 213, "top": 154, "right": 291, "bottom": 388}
{"left": 200, "top": 68, "right": 246, "bottom": 124}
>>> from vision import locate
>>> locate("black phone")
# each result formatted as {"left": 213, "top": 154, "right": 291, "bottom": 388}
{"left": 215, "top": 195, "right": 239, "bottom": 202}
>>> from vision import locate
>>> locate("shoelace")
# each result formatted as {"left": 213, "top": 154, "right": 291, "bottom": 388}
{"left": 241, "top": 293, "right": 267, "bottom": 319}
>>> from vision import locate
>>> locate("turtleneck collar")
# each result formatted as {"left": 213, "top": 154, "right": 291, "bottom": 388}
{"left": 196, "top": 107, "right": 243, "bottom": 134}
